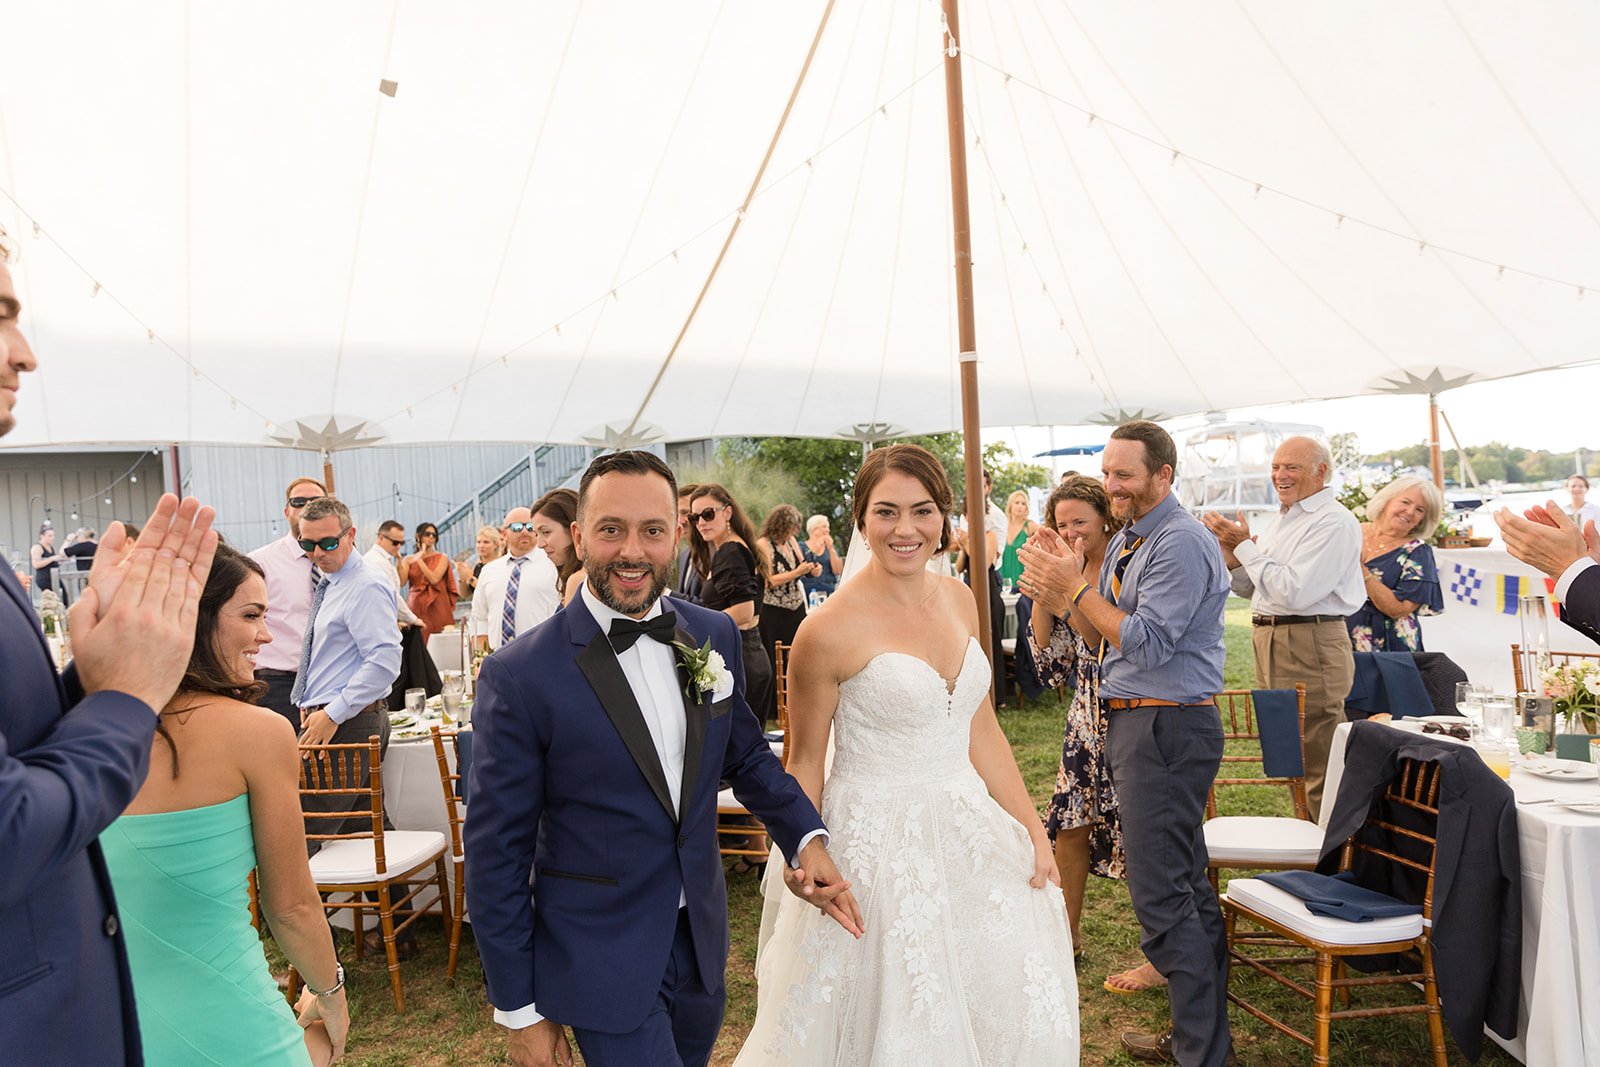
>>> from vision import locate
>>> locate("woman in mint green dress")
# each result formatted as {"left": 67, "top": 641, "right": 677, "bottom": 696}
{"left": 100, "top": 544, "right": 348, "bottom": 1066}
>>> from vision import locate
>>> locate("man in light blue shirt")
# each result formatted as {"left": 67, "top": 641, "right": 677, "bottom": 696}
{"left": 292, "top": 496, "right": 402, "bottom": 846}
{"left": 1032, "top": 420, "right": 1231, "bottom": 1067}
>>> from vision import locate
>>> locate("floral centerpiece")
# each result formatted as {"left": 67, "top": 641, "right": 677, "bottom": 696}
{"left": 1540, "top": 660, "right": 1600, "bottom": 733}
{"left": 38, "top": 590, "right": 65, "bottom": 636}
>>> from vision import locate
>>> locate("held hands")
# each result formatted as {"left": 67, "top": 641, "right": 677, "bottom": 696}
{"left": 1494, "top": 501, "right": 1600, "bottom": 579}
{"left": 786, "top": 838, "right": 864, "bottom": 938}
{"left": 294, "top": 987, "right": 349, "bottom": 1064}
{"left": 506, "top": 1018, "right": 572, "bottom": 1067}
{"left": 70, "top": 494, "right": 219, "bottom": 712}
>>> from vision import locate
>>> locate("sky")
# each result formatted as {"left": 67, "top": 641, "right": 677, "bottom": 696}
{"left": 990, "top": 360, "right": 1600, "bottom": 466}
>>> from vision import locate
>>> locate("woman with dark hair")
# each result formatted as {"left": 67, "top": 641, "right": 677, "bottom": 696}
{"left": 403, "top": 521, "right": 458, "bottom": 637}
{"left": 755, "top": 504, "right": 818, "bottom": 720}
{"left": 1017, "top": 477, "right": 1161, "bottom": 995}
{"left": 689, "top": 483, "right": 774, "bottom": 723}
{"left": 100, "top": 542, "right": 349, "bottom": 1066}
{"left": 531, "top": 487, "right": 583, "bottom": 606}
{"left": 737, "top": 444, "right": 1078, "bottom": 1064}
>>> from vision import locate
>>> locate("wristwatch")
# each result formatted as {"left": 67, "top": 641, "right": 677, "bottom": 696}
{"left": 306, "top": 962, "right": 345, "bottom": 997}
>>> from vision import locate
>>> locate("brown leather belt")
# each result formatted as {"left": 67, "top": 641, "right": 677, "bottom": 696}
{"left": 1251, "top": 613, "right": 1344, "bottom": 627}
{"left": 1101, "top": 697, "right": 1217, "bottom": 710}
{"left": 303, "top": 699, "right": 387, "bottom": 716}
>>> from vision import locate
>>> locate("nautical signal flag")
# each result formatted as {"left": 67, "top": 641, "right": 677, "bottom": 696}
{"left": 1496, "top": 574, "right": 1523, "bottom": 615}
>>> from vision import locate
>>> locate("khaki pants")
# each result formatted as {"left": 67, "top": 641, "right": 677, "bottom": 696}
{"left": 1251, "top": 620, "right": 1354, "bottom": 822}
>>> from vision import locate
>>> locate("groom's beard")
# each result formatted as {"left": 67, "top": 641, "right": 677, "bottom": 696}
{"left": 585, "top": 556, "right": 670, "bottom": 617}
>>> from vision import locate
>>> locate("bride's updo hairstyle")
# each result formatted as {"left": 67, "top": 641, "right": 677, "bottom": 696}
{"left": 851, "top": 444, "right": 955, "bottom": 553}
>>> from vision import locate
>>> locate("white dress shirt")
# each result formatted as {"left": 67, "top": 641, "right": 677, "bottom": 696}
{"left": 363, "top": 543, "right": 424, "bottom": 626}
{"left": 249, "top": 535, "right": 316, "bottom": 672}
{"left": 469, "top": 550, "right": 561, "bottom": 649}
{"left": 495, "top": 584, "right": 826, "bottom": 1031}
{"left": 1230, "top": 486, "right": 1365, "bottom": 616}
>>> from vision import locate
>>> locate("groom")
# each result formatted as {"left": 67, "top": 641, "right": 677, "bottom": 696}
{"left": 466, "top": 450, "right": 860, "bottom": 1067}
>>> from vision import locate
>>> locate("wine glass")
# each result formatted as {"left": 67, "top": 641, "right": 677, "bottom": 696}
{"left": 440, "top": 671, "right": 464, "bottom": 724}
{"left": 1481, "top": 692, "right": 1515, "bottom": 743}
{"left": 1455, "top": 682, "right": 1484, "bottom": 730}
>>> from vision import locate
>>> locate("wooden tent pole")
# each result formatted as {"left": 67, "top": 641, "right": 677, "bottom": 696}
{"left": 940, "top": 0, "right": 993, "bottom": 681}
{"left": 1427, "top": 393, "right": 1444, "bottom": 492}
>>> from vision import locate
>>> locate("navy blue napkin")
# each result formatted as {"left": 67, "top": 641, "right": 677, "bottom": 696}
{"left": 1257, "top": 869, "right": 1421, "bottom": 922}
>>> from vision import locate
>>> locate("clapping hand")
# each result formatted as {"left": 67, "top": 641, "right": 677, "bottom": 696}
{"left": 786, "top": 838, "right": 864, "bottom": 938}
{"left": 1015, "top": 527, "right": 1085, "bottom": 618}
{"left": 1496, "top": 501, "right": 1600, "bottom": 578}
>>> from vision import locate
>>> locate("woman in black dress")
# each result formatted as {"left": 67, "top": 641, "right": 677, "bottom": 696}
{"left": 689, "top": 484, "right": 774, "bottom": 723}
{"left": 755, "top": 504, "right": 818, "bottom": 721}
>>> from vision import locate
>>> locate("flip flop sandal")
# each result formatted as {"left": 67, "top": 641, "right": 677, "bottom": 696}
{"left": 1102, "top": 966, "right": 1168, "bottom": 995}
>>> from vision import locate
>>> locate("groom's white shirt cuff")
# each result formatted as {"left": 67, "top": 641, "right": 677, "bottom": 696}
{"left": 495, "top": 1003, "right": 546, "bottom": 1029}
{"left": 1556, "top": 556, "right": 1595, "bottom": 600}
{"left": 791, "top": 828, "right": 827, "bottom": 867}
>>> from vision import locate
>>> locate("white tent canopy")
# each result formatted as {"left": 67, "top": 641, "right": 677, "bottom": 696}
{"left": 2, "top": 2, "right": 1596, "bottom": 448}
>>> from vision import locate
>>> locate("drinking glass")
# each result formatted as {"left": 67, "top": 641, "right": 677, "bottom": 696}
{"left": 1481, "top": 694, "right": 1515, "bottom": 742}
{"left": 1455, "top": 682, "right": 1484, "bottom": 728}
{"left": 441, "top": 671, "right": 464, "bottom": 723}
{"left": 404, "top": 688, "right": 426, "bottom": 716}
{"left": 1475, "top": 741, "right": 1512, "bottom": 780}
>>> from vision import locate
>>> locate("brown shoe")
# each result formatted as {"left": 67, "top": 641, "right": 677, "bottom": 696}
{"left": 1120, "top": 1030, "right": 1175, "bottom": 1063}
{"left": 1120, "top": 1030, "right": 1237, "bottom": 1066}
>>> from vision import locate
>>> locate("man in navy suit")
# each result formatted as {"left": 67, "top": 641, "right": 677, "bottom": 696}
{"left": 466, "top": 450, "right": 860, "bottom": 1067}
{"left": 0, "top": 242, "right": 219, "bottom": 1065}
{"left": 1495, "top": 500, "right": 1600, "bottom": 643}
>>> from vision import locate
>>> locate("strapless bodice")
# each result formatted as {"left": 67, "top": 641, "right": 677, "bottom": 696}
{"left": 829, "top": 637, "right": 990, "bottom": 782}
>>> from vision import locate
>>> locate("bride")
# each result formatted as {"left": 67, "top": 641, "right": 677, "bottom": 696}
{"left": 737, "top": 444, "right": 1079, "bottom": 1066}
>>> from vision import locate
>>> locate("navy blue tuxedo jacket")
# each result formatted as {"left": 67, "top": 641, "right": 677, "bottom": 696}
{"left": 465, "top": 593, "right": 824, "bottom": 1034}
{"left": 1558, "top": 564, "right": 1600, "bottom": 645}
{"left": 0, "top": 565, "right": 154, "bottom": 1064}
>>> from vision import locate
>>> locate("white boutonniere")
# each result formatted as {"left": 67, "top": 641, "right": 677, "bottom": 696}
{"left": 673, "top": 637, "right": 734, "bottom": 703}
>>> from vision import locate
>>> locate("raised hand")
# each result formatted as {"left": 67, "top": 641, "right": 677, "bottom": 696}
{"left": 70, "top": 494, "right": 218, "bottom": 713}
{"left": 1496, "top": 502, "right": 1595, "bottom": 578}
{"left": 785, "top": 838, "right": 864, "bottom": 938}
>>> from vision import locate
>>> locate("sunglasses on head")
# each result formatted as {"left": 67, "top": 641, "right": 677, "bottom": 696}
{"left": 296, "top": 529, "right": 349, "bottom": 552}
{"left": 692, "top": 507, "right": 725, "bottom": 523}
{"left": 506, "top": 522, "right": 534, "bottom": 533}
{"left": 287, "top": 496, "right": 316, "bottom": 508}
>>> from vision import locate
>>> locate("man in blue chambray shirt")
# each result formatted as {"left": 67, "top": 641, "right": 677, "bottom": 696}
{"left": 292, "top": 496, "right": 402, "bottom": 846}
{"left": 1028, "top": 420, "right": 1231, "bottom": 1067}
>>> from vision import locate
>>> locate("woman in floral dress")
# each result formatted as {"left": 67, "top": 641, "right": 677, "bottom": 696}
{"left": 1348, "top": 476, "right": 1444, "bottom": 651}
{"left": 1017, "top": 476, "right": 1162, "bottom": 994}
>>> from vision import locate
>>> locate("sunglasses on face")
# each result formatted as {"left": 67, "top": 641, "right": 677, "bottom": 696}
{"left": 287, "top": 496, "right": 316, "bottom": 509}
{"left": 505, "top": 522, "right": 534, "bottom": 533}
{"left": 296, "top": 529, "right": 350, "bottom": 552}
{"left": 692, "top": 507, "right": 725, "bottom": 524}
{"left": 382, "top": 535, "right": 404, "bottom": 546}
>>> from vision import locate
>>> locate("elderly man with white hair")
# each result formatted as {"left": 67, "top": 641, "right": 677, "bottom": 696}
{"left": 1202, "top": 435, "right": 1363, "bottom": 821}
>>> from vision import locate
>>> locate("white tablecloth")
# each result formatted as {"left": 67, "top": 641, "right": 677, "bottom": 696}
{"left": 1323, "top": 721, "right": 1600, "bottom": 1065}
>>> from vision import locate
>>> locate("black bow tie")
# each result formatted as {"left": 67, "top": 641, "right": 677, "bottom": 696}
{"left": 608, "top": 612, "right": 678, "bottom": 652}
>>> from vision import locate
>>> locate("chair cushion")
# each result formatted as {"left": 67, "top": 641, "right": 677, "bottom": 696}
{"left": 1225, "top": 876, "right": 1424, "bottom": 945}
{"left": 717, "top": 786, "right": 747, "bottom": 812}
{"left": 1000, "top": 638, "right": 1017, "bottom": 654}
{"left": 1204, "top": 816, "right": 1324, "bottom": 865}
{"left": 309, "top": 830, "right": 447, "bottom": 884}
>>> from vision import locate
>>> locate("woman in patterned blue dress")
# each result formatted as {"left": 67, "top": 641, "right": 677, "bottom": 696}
{"left": 1017, "top": 477, "right": 1162, "bottom": 994}
{"left": 1348, "top": 476, "right": 1445, "bottom": 652}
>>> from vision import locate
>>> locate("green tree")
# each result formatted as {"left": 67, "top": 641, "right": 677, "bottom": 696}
{"left": 675, "top": 450, "right": 806, "bottom": 531}
{"left": 716, "top": 433, "right": 969, "bottom": 524}
{"left": 981, "top": 442, "right": 1051, "bottom": 508}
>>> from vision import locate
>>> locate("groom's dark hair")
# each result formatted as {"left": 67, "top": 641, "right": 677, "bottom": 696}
{"left": 577, "top": 450, "right": 678, "bottom": 522}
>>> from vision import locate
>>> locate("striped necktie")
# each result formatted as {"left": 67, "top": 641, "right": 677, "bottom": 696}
{"left": 501, "top": 555, "right": 525, "bottom": 647}
{"left": 1100, "top": 535, "right": 1145, "bottom": 664}
{"left": 289, "top": 574, "right": 327, "bottom": 707}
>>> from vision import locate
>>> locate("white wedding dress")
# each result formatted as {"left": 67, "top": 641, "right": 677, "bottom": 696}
{"left": 735, "top": 637, "right": 1080, "bottom": 1066}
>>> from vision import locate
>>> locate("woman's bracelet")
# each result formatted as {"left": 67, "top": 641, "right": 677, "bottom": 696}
{"left": 1071, "top": 582, "right": 1092, "bottom": 606}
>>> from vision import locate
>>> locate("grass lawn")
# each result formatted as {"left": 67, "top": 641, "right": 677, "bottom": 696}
{"left": 291, "top": 598, "right": 1516, "bottom": 1065}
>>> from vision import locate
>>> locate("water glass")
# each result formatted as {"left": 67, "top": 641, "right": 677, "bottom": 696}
{"left": 1481, "top": 694, "right": 1515, "bottom": 742}
{"left": 404, "top": 687, "right": 426, "bottom": 716}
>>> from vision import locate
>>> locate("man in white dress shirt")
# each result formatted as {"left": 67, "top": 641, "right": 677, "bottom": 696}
{"left": 249, "top": 477, "right": 328, "bottom": 733}
{"left": 470, "top": 506, "right": 560, "bottom": 653}
{"left": 362, "top": 519, "right": 425, "bottom": 629}
{"left": 1203, "top": 436, "right": 1362, "bottom": 820}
